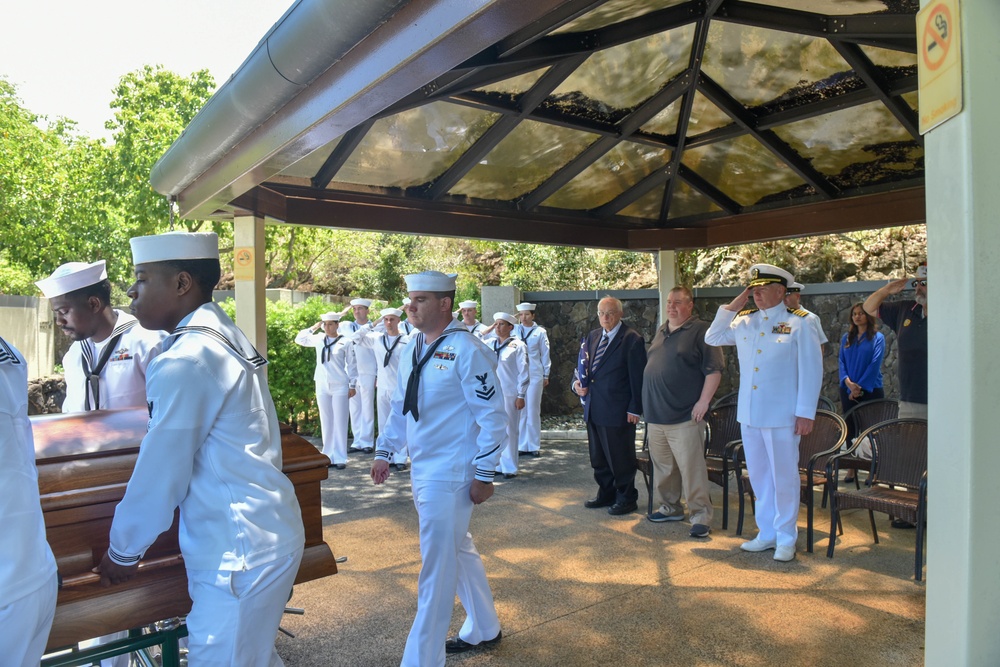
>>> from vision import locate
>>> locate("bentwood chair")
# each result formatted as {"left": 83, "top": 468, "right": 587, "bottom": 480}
{"left": 839, "top": 399, "right": 900, "bottom": 488}
{"left": 826, "top": 418, "right": 928, "bottom": 581}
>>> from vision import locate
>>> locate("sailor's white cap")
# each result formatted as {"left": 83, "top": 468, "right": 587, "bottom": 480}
{"left": 402, "top": 298, "right": 411, "bottom": 306}
{"left": 404, "top": 271, "right": 457, "bottom": 292}
{"left": 35, "top": 260, "right": 107, "bottom": 298}
{"left": 493, "top": 312, "right": 517, "bottom": 326}
{"left": 380, "top": 307, "right": 403, "bottom": 318}
{"left": 320, "top": 312, "right": 342, "bottom": 322}
{"left": 515, "top": 302, "right": 537, "bottom": 312}
{"left": 458, "top": 300, "right": 478, "bottom": 309}
{"left": 350, "top": 298, "right": 372, "bottom": 307}
{"left": 130, "top": 231, "right": 219, "bottom": 265}
{"left": 913, "top": 262, "right": 927, "bottom": 281}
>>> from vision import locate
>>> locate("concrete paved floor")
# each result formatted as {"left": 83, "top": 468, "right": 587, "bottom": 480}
{"left": 277, "top": 435, "right": 926, "bottom": 666}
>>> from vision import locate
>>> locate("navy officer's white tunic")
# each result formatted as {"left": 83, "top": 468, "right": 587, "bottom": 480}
{"left": 375, "top": 320, "right": 506, "bottom": 667}
{"left": 0, "top": 336, "right": 58, "bottom": 666}
{"left": 705, "top": 303, "right": 822, "bottom": 548}
{"left": 108, "top": 303, "right": 305, "bottom": 666}
{"left": 62, "top": 310, "right": 164, "bottom": 413}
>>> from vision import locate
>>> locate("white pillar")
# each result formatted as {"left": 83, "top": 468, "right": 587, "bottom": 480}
{"left": 656, "top": 250, "right": 677, "bottom": 327}
{"left": 233, "top": 215, "right": 267, "bottom": 355}
{"left": 924, "top": 1, "right": 1000, "bottom": 664}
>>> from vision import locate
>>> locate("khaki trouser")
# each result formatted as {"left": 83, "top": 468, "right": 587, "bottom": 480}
{"left": 647, "top": 419, "right": 713, "bottom": 526}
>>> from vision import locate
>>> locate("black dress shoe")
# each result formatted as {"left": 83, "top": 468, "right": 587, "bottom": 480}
{"left": 329, "top": 463, "right": 346, "bottom": 470}
{"left": 530, "top": 450, "right": 540, "bottom": 457}
{"left": 517, "top": 450, "right": 529, "bottom": 456}
{"left": 363, "top": 447, "right": 374, "bottom": 453}
{"left": 445, "top": 631, "right": 502, "bottom": 654}
{"left": 608, "top": 501, "right": 638, "bottom": 516}
{"left": 503, "top": 473, "right": 517, "bottom": 479}
{"left": 584, "top": 497, "right": 615, "bottom": 509}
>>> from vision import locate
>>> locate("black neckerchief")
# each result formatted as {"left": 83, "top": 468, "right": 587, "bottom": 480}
{"left": 81, "top": 318, "right": 137, "bottom": 411}
{"left": 322, "top": 335, "right": 341, "bottom": 364}
{"left": 519, "top": 324, "right": 540, "bottom": 341}
{"left": 382, "top": 334, "right": 403, "bottom": 367}
{"left": 402, "top": 332, "right": 452, "bottom": 422}
{"left": 493, "top": 337, "right": 512, "bottom": 358}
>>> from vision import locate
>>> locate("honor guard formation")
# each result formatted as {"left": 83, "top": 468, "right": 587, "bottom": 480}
{"left": 7, "top": 249, "right": 928, "bottom": 666}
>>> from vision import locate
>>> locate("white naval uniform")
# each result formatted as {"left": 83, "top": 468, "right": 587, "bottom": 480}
{"left": 705, "top": 303, "right": 822, "bottom": 549}
{"left": 62, "top": 309, "right": 164, "bottom": 413}
{"left": 341, "top": 320, "right": 377, "bottom": 451}
{"left": 356, "top": 330, "right": 411, "bottom": 463}
{"left": 803, "top": 309, "right": 828, "bottom": 346}
{"left": 515, "top": 322, "right": 550, "bottom": 453}
{"left": 375, "top": 321, "right": 506, "bottom": 667}
{"left": 486, "top": 335, "right": 529, "bottom": 476}
{"left": 464, "top": 321, "right": 485, "bottom": 335}
{"left": 108, "top": 303, "right": 305, "bottom": 666}
{"left": 295, "top": 329, "right": 358, "bottom": 465}
{"left": 0, "top": 337, "right": 58, "bottom": 667}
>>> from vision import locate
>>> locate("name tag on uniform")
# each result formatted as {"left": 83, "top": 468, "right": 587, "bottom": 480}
{"left": 772, "top": 323, "right": 791, "bottom": 334}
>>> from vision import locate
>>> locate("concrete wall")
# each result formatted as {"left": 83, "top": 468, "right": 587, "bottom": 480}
{"left": 0, "top": 294, "right": 55, "bottom": 379}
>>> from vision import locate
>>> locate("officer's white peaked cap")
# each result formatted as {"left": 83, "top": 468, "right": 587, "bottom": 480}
{"left": 130, "top": 231, "right": 219, "bottom": 264}
{"left": 36, "top": 260, "right": 107, "bottom": 298}
{"left": 786, "top": 282, "right": 805, "bottom": 294}
{"left": 515, "top": 302, "right": 537, "bottom": 311}
{"left": 380, "top": 308, "right": 403, "bottom": 318}
{"left": 350, "top": 298, "right": 372, "bottom": 307}
{"left": 320, "top": 312, "right": 343, "bottom": 322}
{"left": 913, "top": 263, "right": 927, "bottom": 281}
{"left": 493, "top": 312, "right": 517, "bottom": 326}
{"left": 404, "top": 271, "right": 457, "bottom": 292}
{"left": 458, "top": 300, "right": 478, "bottom": 309}
{"left": 747, "top": 264, "right": 793, "bottom": 288}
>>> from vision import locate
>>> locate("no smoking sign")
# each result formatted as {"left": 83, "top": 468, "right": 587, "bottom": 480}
{"left": 917, "top": 0, "right": 963, "bottom": 134}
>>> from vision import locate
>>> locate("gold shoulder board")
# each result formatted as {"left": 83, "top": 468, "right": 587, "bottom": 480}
{"left": 787, "top": 307, "right": 808, "bottom": 317}
{"left": 737, "top": 307, "right": 759, "bottom": 316}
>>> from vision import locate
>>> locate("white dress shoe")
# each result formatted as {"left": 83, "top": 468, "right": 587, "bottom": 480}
{"left": 773, "top": 545, "right": 796, "bottom": 562}
{"left": 740, "top": 537, "right": 777, "bottom": 552}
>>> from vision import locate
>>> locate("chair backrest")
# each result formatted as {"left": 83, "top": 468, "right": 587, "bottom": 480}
{"left": 818, "top": 395, "right": 837, "bottom": 413}
{"left": 711, "top": 390, "right": 739, "bottom": 409}
{"left": 842, "top": 398, "right": 899, "bottom": 437}
{"left": 858, "top": 418, "right": 928, "bottom": 490}
{"left": 798, "top": 409, "right": 848, "bottom": 473}
{"left": 704, "top": 404, "right": 741, "bottom": 459}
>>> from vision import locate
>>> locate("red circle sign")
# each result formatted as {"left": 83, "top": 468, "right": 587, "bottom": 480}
{"left": 922, "top": 3, "right": 952, "bottom": 72}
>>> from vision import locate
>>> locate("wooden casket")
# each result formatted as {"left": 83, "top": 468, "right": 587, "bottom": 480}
{"left": 32, "top": 408, "right": 337, "bottom": 651}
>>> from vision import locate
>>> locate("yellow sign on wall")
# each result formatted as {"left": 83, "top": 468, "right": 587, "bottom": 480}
{"left": 917, "top": 0, "right": 963, "bottom": 134}
{"left": 233, "top": 246, "right": 255, "bottom": 281}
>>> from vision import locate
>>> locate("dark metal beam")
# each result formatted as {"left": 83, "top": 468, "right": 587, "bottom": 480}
{"left": 592, "top": 165, "right": 672, "bottom": 217}
{"left": 697, "top": 73, "right": 839, "bottom": 198}
{"left": 677, "top": 164, "right": 740, "bottom": 215}
{"left": 311, "top": 120, "right": 374, "bottom": 189}
{"left": 627, "top": 186, "right": 926, "bottom": 250}
{"left": 264, "top": 183, "right": 632, "bottom": 249}
{"left": 424, "top": 55, "right": 588, "bottom": 200}
{"left": 830, "top": 40, "right": 922, "bottom": 144}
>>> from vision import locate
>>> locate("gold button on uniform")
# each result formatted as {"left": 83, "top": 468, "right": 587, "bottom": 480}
{"left": 753, "top": 385, "right": 758, "bottom": 390}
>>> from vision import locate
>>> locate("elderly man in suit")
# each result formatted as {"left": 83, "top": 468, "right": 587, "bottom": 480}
{"left": 572, "top": 296, "right": 647, "bottom": 516}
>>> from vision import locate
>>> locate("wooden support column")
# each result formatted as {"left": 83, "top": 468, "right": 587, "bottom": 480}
{"left": 233, "top": 215, "right": 267, "bottom": 358}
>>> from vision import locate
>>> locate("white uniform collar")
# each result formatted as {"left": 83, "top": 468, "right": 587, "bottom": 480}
{"left": 167, "top": 302, "right": 267, "bottom": 368}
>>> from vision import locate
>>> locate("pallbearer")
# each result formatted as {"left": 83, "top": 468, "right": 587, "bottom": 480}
{"left": 295, "top": 312, "right": 358, "bottom": 469}
{"left": 36, "top": 260, "right": 165, "bottom": 413}
{"left": 97, "top": 231, "right": 305, "bottom": 667}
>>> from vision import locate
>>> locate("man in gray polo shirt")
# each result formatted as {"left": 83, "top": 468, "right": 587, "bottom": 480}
{"left": 642, "top": 286, "right": 724, "bottom": 537}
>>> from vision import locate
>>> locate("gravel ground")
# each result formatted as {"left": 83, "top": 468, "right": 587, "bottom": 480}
{"left": 540, "top": 413, "right": 586, "bottom": 431}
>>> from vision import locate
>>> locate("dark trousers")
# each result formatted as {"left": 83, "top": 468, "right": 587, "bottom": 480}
{"left": 587, "top": 421, "right": 638, "bottom": 504}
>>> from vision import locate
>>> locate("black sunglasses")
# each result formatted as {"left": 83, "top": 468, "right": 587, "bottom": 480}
{"left": 911, "top": 280, "right": 927, "bottom": 288}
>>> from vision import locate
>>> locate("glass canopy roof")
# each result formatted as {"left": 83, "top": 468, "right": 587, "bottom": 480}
{"left": 272, "top": 0, "right": 921, "bottom": 231}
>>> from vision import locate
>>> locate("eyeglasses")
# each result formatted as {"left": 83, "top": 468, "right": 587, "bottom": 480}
{"left": 911, "top": 280, "right": 927, "bottom": 288}
{"left": 597, "top": 311, "right": 620, "bottom": 317}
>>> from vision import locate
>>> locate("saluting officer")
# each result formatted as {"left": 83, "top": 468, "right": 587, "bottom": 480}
{"left": 372, "top": 271, "right": 507, "bottom": 666}
{"left": 705, "top": 264, "right": 822, "bottom": 562}
{"left": 295, "top": 312, "right": 358, "bottom": 469}
{"left": 36, "top": 260, "right": 165, "bottom": 413}
{"left": 478, "top": 312, "right": 529, "bottom": 478}
{"left": 355, "top": 307, "right": 411, "bottom": 469}
{"left": 514, "top": 302, "right": 551, "bottom": 456}
{"left": 96, "top": 232, "right": 304, "bottom": 666}
{"left": 341, "top": 298, "right": 378, "bottom": 453}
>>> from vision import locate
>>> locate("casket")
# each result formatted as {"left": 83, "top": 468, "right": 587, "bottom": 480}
{"left": 31, "top": 408, "right": 337, "bottom": 650}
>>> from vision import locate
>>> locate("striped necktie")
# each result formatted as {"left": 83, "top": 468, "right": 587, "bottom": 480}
{"left": 591, "top": 333, "right": 609, "bottom": 373}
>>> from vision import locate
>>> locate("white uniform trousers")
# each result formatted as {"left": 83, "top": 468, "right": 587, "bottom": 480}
{"left": 517, "top": 377, "right": 544, "bottom": 453}
{"left": 401, "top": 480, "right": 500, "bottom": 667}
{"left": 740, "top": 425, "right": 800, "bottom": 548}
{"left": 647, "top": 420, "right": 714, "bottom": 526}
{"left": 498, "top": 395, "right": 520, "bottom": 475}
{"left": 185, "top": 548, "right": 303, "bottom": 667}
{"left": 377, "top": 387, "right": 408, "bottom": 465}
{"left": 317, "top": 383, "right": 350, "bottom": 465}
{"left": 0, "top": 570, "right": 57, "bottom": 667}
{"left": 349, "top": 373, "right": 376, "bottom": 450}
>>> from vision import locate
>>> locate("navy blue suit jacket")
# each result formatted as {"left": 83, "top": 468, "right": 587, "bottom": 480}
{"left": 582, "top": 323, "right": 646, "bottom": 426}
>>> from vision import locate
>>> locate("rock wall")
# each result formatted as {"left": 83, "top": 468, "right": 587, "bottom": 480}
{"left": 28, "top": 376, "right": 65, "bottom": 416}
{"left": 534, "top": 289, "right": 907, "bottom": 417}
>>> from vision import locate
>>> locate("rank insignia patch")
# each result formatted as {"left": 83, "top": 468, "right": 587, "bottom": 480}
{"left": 772, "top": 323, "right": 792, "bottom": 334}
{"left": 474, "top": 372, "right": 496, "bottom": 400}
